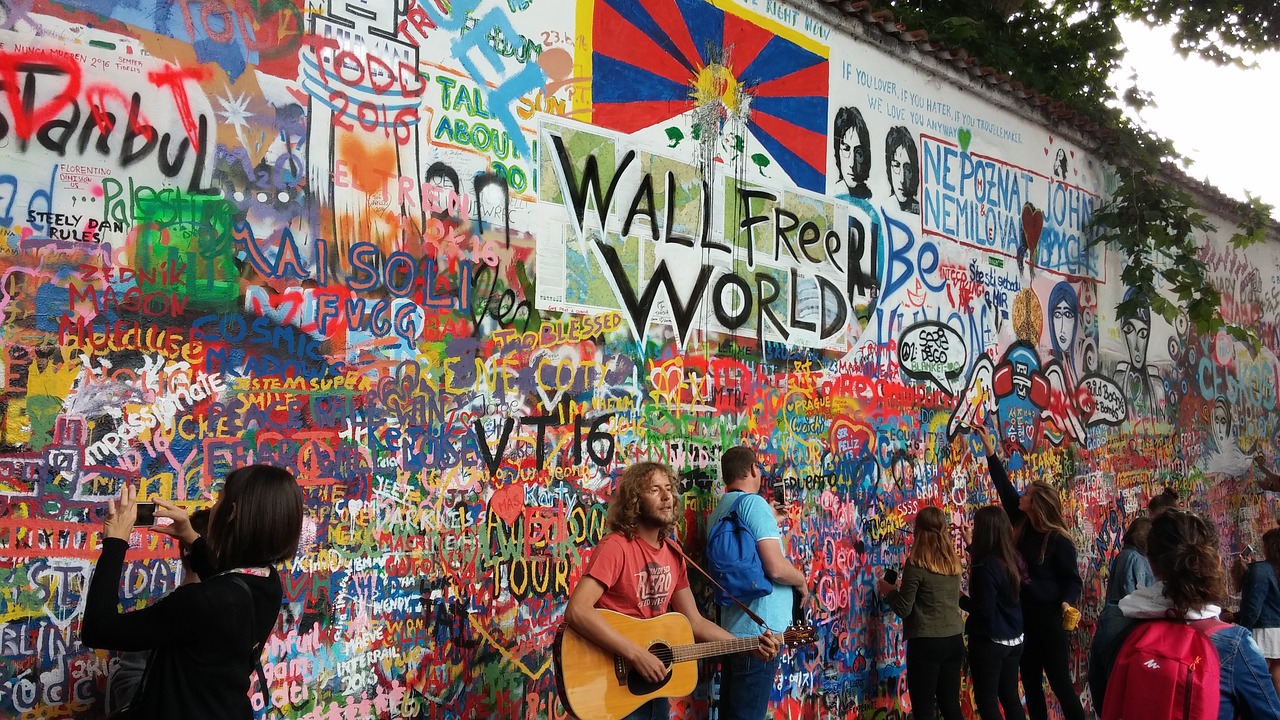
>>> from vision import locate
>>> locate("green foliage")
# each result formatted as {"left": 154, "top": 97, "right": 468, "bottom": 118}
{"left": 870, "top": 0, "right": 1276, "bottom": 342}
{"left": 1089, "top": 159, "right": 1220, "bottom": 335}
{"left": 1231, "top": 193, "right": 1274, "bottom": 249}
{"left": 886, "top": 1, "right": 1124, "bottom": 123}
{"left": 1108, "top": 0, "right": 1280, "bottom": 65}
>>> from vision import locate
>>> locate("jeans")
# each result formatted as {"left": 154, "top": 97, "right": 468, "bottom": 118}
{"left": 1021, "top": 605, "right": 1085, "bottom": 720}
{"left": 968, "top": 637, "right": 1025, "bottom": 720}
{"left": 621, "top": 698, "right": 669, "bottom": 720}
{"left": 718, "top": 654, "right": 780, "bottom": 719}
{"left": 906, "top": 634, "right": 965, "bottom": 720}
{"left": 1087, "top": 603, "right": 1129, "bottom": 708}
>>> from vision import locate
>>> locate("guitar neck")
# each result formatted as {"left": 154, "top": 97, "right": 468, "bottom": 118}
{"left": 668, "top": 636, "right": 762, "bottom": 663}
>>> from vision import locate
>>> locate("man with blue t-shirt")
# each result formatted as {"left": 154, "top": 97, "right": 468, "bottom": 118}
{"left": 707, "top": 446, "right": 810, "bottom": 720}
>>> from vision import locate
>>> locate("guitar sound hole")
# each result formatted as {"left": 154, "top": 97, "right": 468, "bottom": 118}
{"left": 625, "top": 643, "right": 673, "bottom": 695}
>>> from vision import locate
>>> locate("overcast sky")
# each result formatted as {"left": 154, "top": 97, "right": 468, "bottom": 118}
{"left": 1115, "top": 20, "right": 1280, "bottom": 218}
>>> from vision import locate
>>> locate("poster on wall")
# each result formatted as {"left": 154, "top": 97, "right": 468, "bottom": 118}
{"left": 534, "top": 117, "right": 880, "bottom": 350}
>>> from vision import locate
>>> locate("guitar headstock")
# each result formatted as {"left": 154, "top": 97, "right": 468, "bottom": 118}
{"left": 783, "top": 623, "right": 817, "bottom": 646}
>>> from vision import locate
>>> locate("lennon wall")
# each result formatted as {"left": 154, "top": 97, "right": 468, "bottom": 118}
{"left": 1, "top": 0, "right": 1278, "bottom": 717}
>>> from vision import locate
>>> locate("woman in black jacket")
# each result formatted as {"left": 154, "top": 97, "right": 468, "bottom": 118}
{"left": 83, "top": 465, "right": 303, "bottom": 720}
{"left": 977, "top": 429, "right": 1084, "bottom": 720}
{"left": 963, "top": 505, "right": 1026, "bottom": 720}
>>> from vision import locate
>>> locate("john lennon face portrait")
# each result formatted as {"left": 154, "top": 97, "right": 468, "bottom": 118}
{"left": 833, "top": 106, "right": 871, "bottom": 200}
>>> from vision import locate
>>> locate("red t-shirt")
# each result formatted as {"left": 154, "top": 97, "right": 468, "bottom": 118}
{"left": 584, "top": 533, "right": 690, "bottom": 618}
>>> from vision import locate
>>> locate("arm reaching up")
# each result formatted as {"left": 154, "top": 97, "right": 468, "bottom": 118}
{"left": 977, "top": 428, "right": 1024, "bottom": 524}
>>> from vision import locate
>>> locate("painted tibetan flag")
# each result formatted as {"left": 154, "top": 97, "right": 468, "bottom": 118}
{"left": 586, "top": 0, "right": 829, "bottom": 192}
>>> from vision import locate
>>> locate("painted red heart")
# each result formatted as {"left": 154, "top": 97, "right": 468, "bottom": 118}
{"left": 1022, "top": 203, "right": 1045, "bottom": 259}
{"left": 830, "top": 416, "right": 875, "bottom": 457}
{"left": 489, "top": 481, "right": 525, "bottom": 525}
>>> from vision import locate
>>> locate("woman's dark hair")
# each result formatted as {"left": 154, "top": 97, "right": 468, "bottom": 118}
{"left": 1147, "top": 510, "right": 1225, "bottom": 615}
{"left": 206, "top": 465, "right": 303, "bottom": 571}
{"left": 1263, "top": 528, "right": 1280, "bottom": 579}
{"left": 971, "top": 505, "right": 1023, "bottom": 595}
{"left": 1123, "top": 516, "right": 1152, "bottom": 554}
{"left": 1147, "top": 486, "right": 1180, "bottom": 517}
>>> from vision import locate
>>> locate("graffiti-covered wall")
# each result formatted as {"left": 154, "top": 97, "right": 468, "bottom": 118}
{"left": 1, "top": 0, "right": 1278, "bottom": 716}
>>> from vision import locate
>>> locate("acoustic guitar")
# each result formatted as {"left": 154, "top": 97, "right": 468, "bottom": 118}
{"left": 553, "top": 610, "right": 816, "bottom": 720}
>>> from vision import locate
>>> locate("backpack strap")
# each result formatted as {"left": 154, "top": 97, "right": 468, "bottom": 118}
{"left": 1185, "top": 618, "right": 1229, "bottom": 719}
{"left": 665, "top": 537, "right": 770, "bottom": 629}
{"left": 227, "top": 575, "right": 275, "bottom": 715}
{"left": 107, "top": 649, "right": 155, "bottom": 720}
{"left": 727, "top": 491, "right": 747, "bottom": 516}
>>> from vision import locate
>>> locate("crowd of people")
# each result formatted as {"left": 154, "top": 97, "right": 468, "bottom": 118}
{"left": 561, "top": 430, "right": 1280, "bottom": 720}
{"left": 85, "top": 438, "right": 1280, "bottom": 720}
{"left": 875, "top": 430, "right": 1280, "bottom": 720}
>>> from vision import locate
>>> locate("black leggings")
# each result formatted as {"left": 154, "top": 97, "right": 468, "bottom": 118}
{"left": 1021, "top": 606, "right": 1085, "bottom": 720}
{"left": 906, "top": 634, "right": 965, "bottom": 720}
{"left": 969, "top": 636, "right": 1025, "bottom": 720}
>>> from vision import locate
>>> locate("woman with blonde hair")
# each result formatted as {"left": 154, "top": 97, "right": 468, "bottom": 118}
{"left": 878, "top": 505, "right": 965, "bottom": 720}
{"left": 978, "top": 428, "right": 1085, "bottom": 720}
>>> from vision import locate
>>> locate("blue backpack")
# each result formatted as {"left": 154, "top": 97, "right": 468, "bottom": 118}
{"left": 706, "top": 493, "right": 772, "bottom": 606}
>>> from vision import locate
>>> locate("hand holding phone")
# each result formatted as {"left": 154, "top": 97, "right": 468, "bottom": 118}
{"left": 133, "top": 502, "right": 156, "bottom": 526}
{"left": 882, "top": 567, "right": 898, "bottom": 584}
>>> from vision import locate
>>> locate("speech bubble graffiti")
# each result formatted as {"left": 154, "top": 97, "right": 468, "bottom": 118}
{"left": 898, "top": 321, "right": 967, "bottom": 395}
{"left": 1081, "top": 374, "right": 1125, "bottom": 426}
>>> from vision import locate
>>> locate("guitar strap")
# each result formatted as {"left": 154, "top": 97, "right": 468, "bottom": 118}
{"left": 664, "top": 538, "right": 771, "bottom": 630}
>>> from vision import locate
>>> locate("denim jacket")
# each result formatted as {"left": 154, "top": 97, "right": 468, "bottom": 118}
{"left": 1104, "top": 546, "right": 1155, "bottom": 605}
{"left": 1237, "top": 561, "right": 1280, "bottom": 629}
{"left": 1208, "top": 623, "right": 1280, "bottom": 720}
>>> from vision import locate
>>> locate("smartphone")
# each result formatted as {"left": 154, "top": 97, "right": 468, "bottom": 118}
{"left": 134, "top": 502, "right": 157, "bottom": 526}
{"left": 882, "top": 567, "right": 898, "bottom": 584}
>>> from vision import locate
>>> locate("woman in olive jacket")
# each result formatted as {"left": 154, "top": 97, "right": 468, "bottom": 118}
{"left": 878, "top": 505, "right": 965, "bottom": 720}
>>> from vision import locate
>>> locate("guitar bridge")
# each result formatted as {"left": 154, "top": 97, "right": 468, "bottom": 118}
{"left": 613, "top": 654, "right": 627, "bottom": 684}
